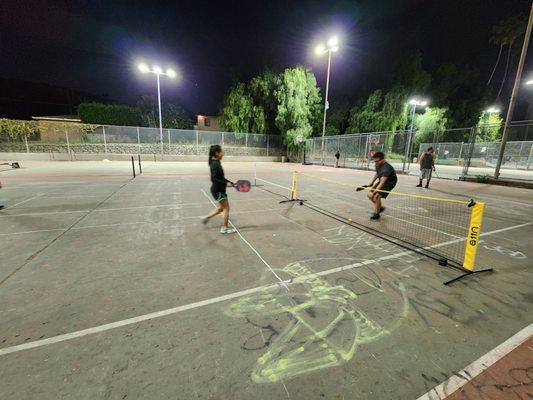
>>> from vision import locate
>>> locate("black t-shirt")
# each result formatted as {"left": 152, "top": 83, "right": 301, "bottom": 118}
{"left": 375, "top": 161, "right": 397, "bottom": 186}
{"left": 335, "top": 152, "right": 340, "bottom": 159}
{"left": 210, "top": 159, "right": 229, "bottom": 191}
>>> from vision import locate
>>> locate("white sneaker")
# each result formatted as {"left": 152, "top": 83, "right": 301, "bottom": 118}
{"left": 220, "top": 227, "right": 237, "bottom": 234}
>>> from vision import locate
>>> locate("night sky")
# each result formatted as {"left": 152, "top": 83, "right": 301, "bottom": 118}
{"left": 0, "top": 0, "right": 531, "bottom": 118}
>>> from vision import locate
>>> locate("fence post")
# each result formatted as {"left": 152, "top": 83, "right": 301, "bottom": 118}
{"left": 245, "top": 133, "right": 248, "bottom": 148}
{"left": 137, "top": 127, "right": 141, "bottom": 154}
{"left": 102, "top": 126, "right": 108, "bottom": 153}
{"left": 267, "top": 135, "right": 269, "bottom": 156}
{"left": 65, "top": 131, "right": 71, "bottom": 161}
{"left": 167, "top": 129, "right": 171, "bottom": 149}
{"left": 527, "top": 142, "right": 533, "bottom": 169}
{"left": 24, "top": 135, "right": 29, "bottom": 153}
{"left": 196, "top": 130, "right": 199, "bottom": 155}
{"left": 221, "top": 132, "right": 224, "bottom": 146}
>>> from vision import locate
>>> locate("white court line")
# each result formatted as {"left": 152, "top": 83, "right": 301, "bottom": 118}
{"left": 200, "top": 189, "right": 288, "bottom": 289}
{"left": 0, "top": 207, "right": 291, "bottom": 236}
{"left": 5, "top": 194, "right": 43, "bottom": 209}
{"left": 0, "top": 220, "right": 530, "bottom": 357}
{"left": 0, "top": 196, "right": 275, "bottom": 218}
{"left": 416, "top": 323, "right": 533, "bottom": 400}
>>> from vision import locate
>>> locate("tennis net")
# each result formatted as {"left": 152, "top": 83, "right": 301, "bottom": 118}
{"left": 255, "top": 170, "right": 486, "bottom": 276}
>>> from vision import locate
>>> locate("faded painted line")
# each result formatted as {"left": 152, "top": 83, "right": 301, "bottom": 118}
{"left": 0, "top": 207, "right": 297, "bottom": 236}
{"left": 0, "top": 196, "right": 276, "bottom": 218}
{"left": 200, "top": 189, "right": 288, "bottom": 289}
{"left": 0, "top": 220, "right": 530, "bottom": 356}
{"left": 416, "top": 323, "right": 533, "bottom": 400}
{"left": 5, "top": 194, "right": 43, "bottom": 209}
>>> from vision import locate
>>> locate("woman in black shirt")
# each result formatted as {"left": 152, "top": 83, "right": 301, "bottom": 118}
{"left": 201, "top": 145, "right": 236, "bottom": 234}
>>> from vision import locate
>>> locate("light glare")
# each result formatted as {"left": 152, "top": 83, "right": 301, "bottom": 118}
{"left": 152, "top": 65, "right": 162, "bottom": 74}
{"left": 327, "top": 36, "right": 339, "bottom": 47}
{"left": 138, "top": 63, "right": 149, "bottom": 73}
{"left": 526, "top": 80, "right": 533, "bottom": 85}
{"left": 166, "top": 68, "right": 177, "bottom": 78}
{"left": 315, "top": 44, "right": 326, "bottom": 55}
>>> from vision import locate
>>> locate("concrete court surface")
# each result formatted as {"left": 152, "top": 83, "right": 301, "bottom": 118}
{"left": 0, "top": 160, "right": 532, "bottom": 400}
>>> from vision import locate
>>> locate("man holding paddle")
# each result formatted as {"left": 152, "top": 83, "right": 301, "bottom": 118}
{"left": 358, "top": 151, "right": 397, "bottom": 220}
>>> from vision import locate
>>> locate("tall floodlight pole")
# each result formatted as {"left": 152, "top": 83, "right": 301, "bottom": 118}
{"left": 315, "top": 36, "right": 339, "bottom": 165}
{"left": 403, "top": 98, "right": 428, "bottom": 172}
{"left": 138, "top": 63, "right": 177, "bottom": 158}
{"left": 494, "top": 2, "right": 533, "bottom": 178}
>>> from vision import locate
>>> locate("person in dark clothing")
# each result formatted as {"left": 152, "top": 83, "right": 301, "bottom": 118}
{"left": 335, "top": 150, "right": 340, "bottom": 168}
{"left": 417, "top": 147, "right": 435, "bottom": 188}
{"left": 365, "top": 151, "right": 397, "bottom": 220}
{"left": 201, "top": 144, "right": 236, "bottom": 234}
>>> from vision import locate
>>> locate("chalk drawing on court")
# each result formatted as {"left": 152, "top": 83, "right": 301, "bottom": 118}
{"left": 480, "top": 240, "right": 527, "bottom": 259}
{"left": 226, "top": 260, "right": 408, "bottom": 383}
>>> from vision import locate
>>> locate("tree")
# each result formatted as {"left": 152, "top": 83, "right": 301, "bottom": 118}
{"left": 432, "top": 63, "right": 490, "bottom": 127}
{"left": 77, "top": 103, "right": 143, "bottom": 126}
{"left": 487, "top": 14, "right": 527, "bottom": 99}
{"left": 275, "top": 66, "right": 322, "bottom": 148}
{"left": 136, "top": 95, "right": 158, "bottom": 127}
{"left": 346, "top": 90, "right": 390, "bottom": 133}
{"left": 219, "top": 82, "right": 266, "bottom": 135}
{"left": 477, "top": 112, "right": 503, "bottom": 141}
{"left": 248, "top": 70, "right": 280, "bottom": 135}
{"left": 326, "top": 97, "right": 351, "bottom": 134}
{"left": 0, "top": 119, "right": 38, "bottom": 141}
{"left": 414, "top": 107, "right": 448, "bottom": 144}
{"left": 161, "top": 104, "right": 193, "bottom": 129}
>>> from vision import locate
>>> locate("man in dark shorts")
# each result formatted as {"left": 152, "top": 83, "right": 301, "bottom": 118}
{"left": 335, "top": 150, "right": 340, "bottom": 168}
{"left": 417, "top": 147, "right": 435, "bottom": 188}
{"left": 365, "top": 151, "right": 397, "bottom": 220}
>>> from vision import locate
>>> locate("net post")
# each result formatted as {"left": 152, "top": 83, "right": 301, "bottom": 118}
{"left": 131, "top": 156, "right": 136, "bottom": 178}
{"left": 137, "top": 127, "right": 141, "bottom": 154}
{"left": 291, "top": 171, "right": 298, "bottom": 200}
{"left": 462, "top": 201, "right": 484, "bottom": 271}
{"left": 138, "top": 154, "right": 142, "bottom": 174}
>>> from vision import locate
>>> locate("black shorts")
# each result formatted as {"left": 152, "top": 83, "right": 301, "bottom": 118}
{"left": 373, "top": 183, "right": 396, "bottom": 199}
{"left": 210, "top": 186, "right": 228, "bottom": 203}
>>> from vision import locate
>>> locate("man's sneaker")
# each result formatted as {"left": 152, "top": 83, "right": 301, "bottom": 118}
{"left": 416, "top": 184, "right": 423, "bottom": 187}
{"left": 0, "top": 205, "right": 4, "bottom": 210}
{"left": 379, "top": 206, "right": 386, "bottom": 213}
{"left": 370, "top": 213, "right": 380, "bottom": 220}
{"left": 424, "top": 185, "right": 429, "bottom": 189}
{"left": 200, "top": 216, "right": 209, "bottom": 225}
{"left": 220, "top": 227, "right": 237, "bottom": 234}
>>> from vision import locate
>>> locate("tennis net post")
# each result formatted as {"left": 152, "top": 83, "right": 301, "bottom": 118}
{"left": 279, "top": 171, "right": 306, "bottom": 205}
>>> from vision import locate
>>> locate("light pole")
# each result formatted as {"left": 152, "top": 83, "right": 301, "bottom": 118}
{"left": 403, "top": 98, "right": 428, "bottom": 172}
{"left": 315, "top": 36, "right": 339, "bottom": 165}
{"left": 138, "top": 63, "right": 177, "bottom": 157}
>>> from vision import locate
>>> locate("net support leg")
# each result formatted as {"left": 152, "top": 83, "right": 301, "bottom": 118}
{"left": 279, "top": 171, "right": 306, "bottom": 205}
{"left": 443, "top": 268, "right": 494, "bottom": 285}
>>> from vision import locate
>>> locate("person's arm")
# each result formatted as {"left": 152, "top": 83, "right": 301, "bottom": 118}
{"left": 374, "top": 176, "right": 388, "bottom": 191}
{"left": 431, "top": 155, "right": 435, "bottom": 170}
{"left": 212, "top": 162, "right": 232, "bottom": 186}
{"left": 368, "top": 172, "right": 378, "bottom": 186}
{"left": 419, "top": 154, "right": 424, "bottom": 168}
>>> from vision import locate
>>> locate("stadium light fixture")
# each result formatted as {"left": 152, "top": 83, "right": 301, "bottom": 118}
{"left": 526, "top": 79, "right": 533, "bottom": 85}
{"left": 485, "top": 107, "right": 500, "bottom": 114}
{"left": 315, "top": 35, "right": 340, "bottom": 164}
{"left": 136, "top": 61, "right": 179, "bottom": 156}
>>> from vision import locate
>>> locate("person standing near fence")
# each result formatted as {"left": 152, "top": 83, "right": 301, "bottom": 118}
{"left": 0, "top": 180, "right": 4, "bottom": 209}
{"left": 417, "top": 147, "right": 435, "bottom": 188}
{"left": 335, "top": 150, "right": 340, "bottom": 168}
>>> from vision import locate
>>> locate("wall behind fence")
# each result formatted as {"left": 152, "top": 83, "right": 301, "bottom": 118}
{"left": 0, "top": 119, "right": 284, "bottom": 157}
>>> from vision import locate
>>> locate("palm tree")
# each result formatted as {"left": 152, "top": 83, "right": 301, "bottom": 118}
{"left": 487, "top": 15, "right": 527, "bottom": 99}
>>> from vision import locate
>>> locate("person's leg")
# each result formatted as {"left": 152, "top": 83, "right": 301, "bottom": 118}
{"left": 221, "top": 200, "right": 229, "bottom": 228}
{"left": 367, "top": 190, "right": 375, "bottom": 205}
{"left": 374, "top": 194, "right": 382, "bottom": 214}
{"left": 425, "top": 170, "right": 432, "bottom": 188}
{"left": 417, "top": 170, "right": 423, "bottom": 187}
{"left": 206, "top": 204, "right": 223, "bottom": 219}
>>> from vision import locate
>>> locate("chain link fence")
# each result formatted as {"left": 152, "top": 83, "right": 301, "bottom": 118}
{"left": 0, "top": 119, "right": 283, "bottom": 157}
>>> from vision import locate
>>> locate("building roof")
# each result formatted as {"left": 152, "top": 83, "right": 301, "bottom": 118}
{"left": 32, "top": 115, "right": 81, "bottom": 122}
